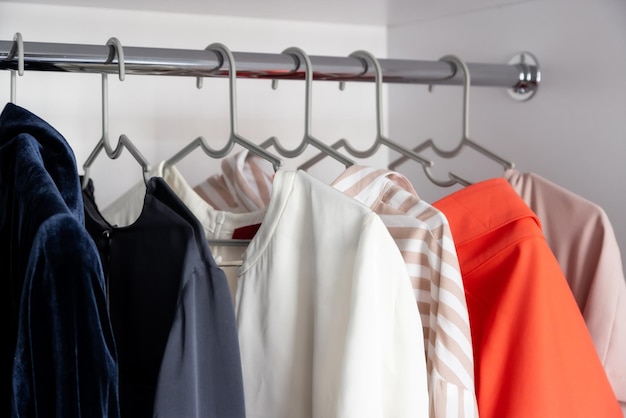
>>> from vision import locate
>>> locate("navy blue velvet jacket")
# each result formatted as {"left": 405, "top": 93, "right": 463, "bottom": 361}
{"left": 0, "top": 103, "right": 120, "bottom": 417}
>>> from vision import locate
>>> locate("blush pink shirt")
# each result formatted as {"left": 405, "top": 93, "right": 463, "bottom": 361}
{"left": 506, "top": 169, "right": 626, "bottom": 414}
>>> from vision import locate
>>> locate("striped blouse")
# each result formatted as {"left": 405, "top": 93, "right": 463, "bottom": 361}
{"left": 331, "top": 166, "right": 478, "bottom": 418}
{"left": 193, "top": 154, "right": 478, "bottom": 418}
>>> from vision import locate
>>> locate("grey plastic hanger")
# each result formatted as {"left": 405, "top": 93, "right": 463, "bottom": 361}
{"left": 388, "top": 55, "right": 514, "bottom": 186}
{"left": 81, "top": 37, "right": 151, "bottom": 190}
{"left": 254, "top": 47, "right": 353, "bottom": 168}
{"left": 6, "top": 32, "right": 24, "bottom": 103}
{"left": 164, "top": 43, "right": 282, "bottom": 171}
{"left": 298, "top": 50, "right": 434, "bottom": 175}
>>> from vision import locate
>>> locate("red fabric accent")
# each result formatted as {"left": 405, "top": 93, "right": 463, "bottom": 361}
{"left": 434, "top": 178, "right": 621, "bottom": 418}
{"left": 232, "top": 223, "right": 262, "bottom": 240}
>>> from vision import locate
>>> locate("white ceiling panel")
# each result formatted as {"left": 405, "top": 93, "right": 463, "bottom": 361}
{"left": 0, "top": 0, "right": 533, "bottom": 26}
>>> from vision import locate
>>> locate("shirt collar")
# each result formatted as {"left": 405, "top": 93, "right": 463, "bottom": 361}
{"left": 433, "top": 177, "right": 541, "bottom": 247}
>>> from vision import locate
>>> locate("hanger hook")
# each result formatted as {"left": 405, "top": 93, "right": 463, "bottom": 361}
{"left": 297, "top": 49, "right": 431, "bottom": 171}
{"left": 421, "top": 55, "right": 471, "bottom": 186}
{"left": 165, "top": 43, "right": 282, "bottom": 171}
{"left": 106, "top": 37, "right": 125, "bottom": 81}
{"left": 425, "top": 55, "right": 511, "bottom": 184}
{"left": 82, "top": 38, "right": 151, "bottom": 189}
{"left": 428, "top": 55, "right": 470, "bottom": 149}
{"left": 8, "top": 32, "right": 24, "bottom": 103}
{"left": 280, "top": 47, "right": 353, "bottom": 167}
{"left": 97, "top": 38, "right": 124, "bottom": 159}
{"left": 430, "top": 55, "right": 513, "bottom": 169}
{"left": 10, "top": 32, "right": 25, "bottom": 76}
{"left": 280, "top": 47, "right": 314, "bottom": 138}
{"left": 206, "top": 43, "right": 239, "bottom": 137}
{"left": 99, "top": 37, "right": 127, "bottom": 156}
{"left": 442, "top": 55, "right": 470, "bottom": 140}
{"left": 348, "top": 50, "right": 384, "bottom": 140}
{"left": 196, "top": 46, "right": 224, "bottom": 90}
{"left": 337, "top": 50, "right": 432, "bottom": 167}
{"left": 337, "top": 52, "right": 368, "bottom": 91}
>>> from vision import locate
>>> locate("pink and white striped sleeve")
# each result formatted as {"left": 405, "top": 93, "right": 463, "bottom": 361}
{"left": 332, "top": 165, "right": 479, "bottom": 418}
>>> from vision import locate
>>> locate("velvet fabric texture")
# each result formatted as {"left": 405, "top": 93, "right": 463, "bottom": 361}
{"left": 0, "top": 103, "right": 120, "bottom": 417}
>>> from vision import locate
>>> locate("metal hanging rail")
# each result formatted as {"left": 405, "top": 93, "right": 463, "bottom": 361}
{"left": 0, "top": 39, "right": 541, "bottom": 99}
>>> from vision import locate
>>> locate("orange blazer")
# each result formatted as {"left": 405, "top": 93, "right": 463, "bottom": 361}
{"left": 434, "top": 178, "right": 621, "bottom": 418}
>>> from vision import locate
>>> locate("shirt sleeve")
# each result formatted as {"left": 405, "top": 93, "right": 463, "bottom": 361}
{"left": 336, "top": 212, "right": 430, "bottom": 417}
{"left": 153, "top": 258, "right": 246, "bottom": 418}
{"left": 12, "top": 215, "right": 120, "bottom": 418}
{"left": 506, "top": 169, "right": 626, "bottom": 412}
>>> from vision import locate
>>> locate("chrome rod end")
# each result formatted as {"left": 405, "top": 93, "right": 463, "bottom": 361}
{"left": 508, "top": 51, "right": 540, "bottom": 101}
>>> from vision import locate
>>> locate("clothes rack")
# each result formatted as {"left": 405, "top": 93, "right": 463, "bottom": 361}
{"left": 0, "top": 39, "right": 540, "bottom": 99}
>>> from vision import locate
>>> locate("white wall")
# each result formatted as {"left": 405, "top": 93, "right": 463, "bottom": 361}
{"left": 388, "top": 0, "right": 626, "bottom": 261}
{"left": 2, "top": 1, "right": 624, "bottom": 263}
{"left": 0, "top": 2, "right": 387, "bottom": 207}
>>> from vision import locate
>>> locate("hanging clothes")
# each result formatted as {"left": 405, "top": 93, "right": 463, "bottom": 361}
{"left": 0, "top": 103, "right": 120, "bottom": 417}
{"left": 331, "top": 165, "right": 478, "bottom": 418}
{"left": 82, "top": 176, "right": 245, "bottom": 418}
{"left": 191, "top": 154, "right": 477, "bottom": 417}
{"left": 505, "top": 168, "right": 626, "bottom": 414}
{"left": 103, "top": 160, "right": 265, "bottom": 299}
{"left": 192, "top": 150, "right": 274, "bottom": 213}
{"left": 104, "top": 164, "right": 430, "bottom": 417}
{"left": 433, "top": 178, "right": 622, "bottom": 418}
{"left": 235, "top": 169, "right": 429, "bottom": 417}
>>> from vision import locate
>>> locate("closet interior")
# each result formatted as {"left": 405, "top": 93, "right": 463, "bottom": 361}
{"left": 2, "top": 1, "right": 625, "bottom": 417}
